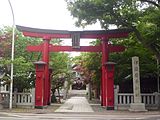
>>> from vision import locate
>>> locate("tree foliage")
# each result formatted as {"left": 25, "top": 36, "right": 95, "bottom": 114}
{"left": 66, "top": 0, "right": 160, "bottom": 60}
{"left": 0, "top": 27, "right": 41, "bottom": 91}
{"left": 49, "top": 38, "right": 72, "bottom": 93}
{"left": 0, "top": 27, "right": 72, "bottom": 92}
{"left": 110, "top": 37, "right": 157, "bottom": 84}
{"left": 72, "top": 40, "right": 102, "bottom": 96}
{"left": 72, "top": 37, "right": 157, "bottom": 93}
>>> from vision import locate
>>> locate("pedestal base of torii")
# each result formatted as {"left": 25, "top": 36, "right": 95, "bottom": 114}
{"left": 35, "top": 105, "right": 48, "bottom": 109}
{"left": 129, "top": 103, "right": 147, "bottom": 112}
{"left": 106, "top": 106, "right": 114, "bottom": 110}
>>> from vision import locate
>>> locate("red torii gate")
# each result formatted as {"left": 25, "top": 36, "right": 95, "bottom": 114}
{"left": 16, "top": 25, "right": 130, "bottom": 110}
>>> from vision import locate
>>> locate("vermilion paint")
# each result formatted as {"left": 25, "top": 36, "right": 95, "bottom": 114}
{"left": 17, "top": 25, "right": 130, "bottom": 109}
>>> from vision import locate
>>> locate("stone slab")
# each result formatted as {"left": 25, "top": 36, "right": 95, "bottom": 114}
{"left": 129, "top": 103, "right": 147, "bottom": 112}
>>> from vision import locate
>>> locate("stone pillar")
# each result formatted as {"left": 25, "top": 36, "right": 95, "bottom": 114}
{"left": 0, "top": 94, "right": 3, "bottom": 109}
{"left": 155, "top": 92, "right": 160, "bottom": 110}
{"left": 129, "top": 56, "right": 147, "bottom": 111}
{"left": 31, "top": 88, "right": 35, "bottom": 108}
{"left": 114, "top": 85, "right": 119, "bottom": 110}
{"left": 63, "top": 80, "right": 68, "bottom": 100}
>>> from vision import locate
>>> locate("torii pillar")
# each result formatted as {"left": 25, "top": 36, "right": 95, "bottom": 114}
{"left": 101, "top": 37, "right": 115, "bottom": 109}
{"left": 101, "top": 38, "right": 109, "bottom": 107}
{"left": 48, "top": 68, "right": 53, "bottom": 105}
{"left": 42, "top": 37, "right": 50, "bottom": 106}
{"left": 33, "top": 37, "right": 51, "bottom": 108}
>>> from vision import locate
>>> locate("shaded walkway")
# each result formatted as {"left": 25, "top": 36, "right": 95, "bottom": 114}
{"left": 55, "top": 96, "right": 93, "bottom": 112}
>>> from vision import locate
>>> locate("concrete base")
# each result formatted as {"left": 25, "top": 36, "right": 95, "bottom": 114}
{"left": 129, "top": 103, "right": 147, "bottom": 112}
{"left": 106, "top": 106, "right": 114, "bottom": 110}
{"left": 35, "top": 105, "right": 48, "bottom": 109}
{"left": 0, "top": 103, "right": 3, "bottom": 109}
{"left": 35, "top": 106, "right": 44, "bottom": 109}
{"left": 47, "top": 102, "right": 51, "bottom": 105}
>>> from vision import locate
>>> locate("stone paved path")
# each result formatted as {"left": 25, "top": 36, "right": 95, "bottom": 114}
{"left": 55, "top": 96, "right": 93, "bottom": 112}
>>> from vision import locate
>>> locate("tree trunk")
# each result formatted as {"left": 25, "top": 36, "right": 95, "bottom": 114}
{"left": 63, "top": 80, "right": 69, "bottom": 100}
{"left": 157, "top": 59, "right": 160, "bottom": 93}
{"left": 57, "top": 88, "right": 61, "bottom": 103}
{"left": 88, "top": 82, "right": 92, "bottom": 100}
{"left": 95, "top": 86, "right": 100, "bottom": 99}
{"left": 133, "top": 27, "right": 160, "bottom": 63}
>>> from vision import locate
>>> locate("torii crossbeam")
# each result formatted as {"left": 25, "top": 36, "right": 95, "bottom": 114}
{"left": 27, "top": 44, "right": 125, "bottom": 52}
{"left": 16, "top": 25, "right": 131, "bottom": 109}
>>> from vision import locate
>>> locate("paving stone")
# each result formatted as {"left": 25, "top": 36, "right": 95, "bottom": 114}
{"left": 55, "top": 96, "right": 93, "bottom": 112}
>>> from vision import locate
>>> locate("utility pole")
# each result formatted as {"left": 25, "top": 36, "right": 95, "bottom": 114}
{"left": 8, "top": 0, "right": 15, "bottom": 109}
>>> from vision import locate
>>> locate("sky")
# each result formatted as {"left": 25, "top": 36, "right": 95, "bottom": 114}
{"left": 0, "top": 0, "right": 102, "bottom": 56}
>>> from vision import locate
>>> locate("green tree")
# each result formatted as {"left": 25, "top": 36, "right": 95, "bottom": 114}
{"left": 110, "top": 37, "right": 157, "bottom": 85}
{"left": 66, "top": 0, "right": 160, "bottom": 61}
{"left": 47, "top": 39, "right": 72, "bottom": 102}
{"left": 0, "top": 27, "right": 41, "bottom": 91}
{"left": 0, "top": 27, "right": 73, "bottom": 94}
{"left": 72, "top": 37, "right": 157, "bottom": 93}
{"left": 72, "top": 40, "right": 101, "bottom": 98}
{"left": 66, "top": 0, "right": 160, "bottom": 92}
